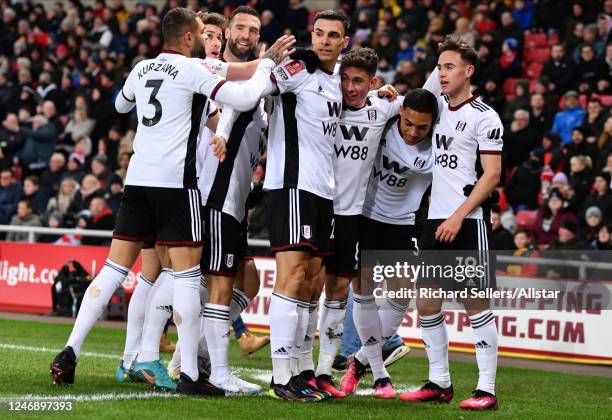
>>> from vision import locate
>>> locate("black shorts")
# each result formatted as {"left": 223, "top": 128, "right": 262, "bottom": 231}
{"left": 360, "top": 216, "right": 418, "bottom": 251}
{"left": 418, "top": 218, "right": 496, "bottom": 290}
{"left": 267, "top": 188, "right": 334, "bottom": 255}
{"left": 325, "top": 215, "right": 360, "bottom": 277}
{"left": 113, "top": 185, "right": 202, "bottom": 246}
{"left": 202, "top": 207, "right": 247, "bottom": 276}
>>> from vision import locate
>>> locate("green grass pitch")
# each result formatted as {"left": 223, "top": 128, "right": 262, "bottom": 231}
{"left": 0, "top": 319, "right": 610, "bottom": 419}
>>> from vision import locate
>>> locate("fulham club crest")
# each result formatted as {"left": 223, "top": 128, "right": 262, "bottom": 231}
{"left": 455, "top": 121, "right": 467, "bottom": 132}
{"left": 302, "top": 225, "right": 312, "bottom": 239}
{"left": 225, "top": 254, "right": 235, "bottom": 268}
{"left": 414, "top": 157, "right": 426, "bottom": 169}
{"left": 368, "top": 110, "right": 377, "bottom": 121}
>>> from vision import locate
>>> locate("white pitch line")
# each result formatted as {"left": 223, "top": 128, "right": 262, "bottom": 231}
{"left": 0, "top": 343, "right": 120, "bottom": 360}
{"left": 0, "top": 392, "right": 179, "bottom": 402}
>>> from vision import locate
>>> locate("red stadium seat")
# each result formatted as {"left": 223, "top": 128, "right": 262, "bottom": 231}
{"left": 557, "top": 94, "right": 588, "bottom": 111}
{"left": 547, "top": 31, "right": 560, "bottom": 46}
{"left": 523, "top": 47, "right": 551, "bottom": 63}
{"left": 525, "top": 62, "right": 543, "bottom": 79}
{"left": 516, "top": 210, "right": 538, "bottom": 230}
{"left": 503, "top": 78, "right": 519, "bottom": 96}
{"left": 592, "top": 94, "right": 612, "bottom": 107}
{"left": 525, "top": 32, "right": 547, "bottom": 48}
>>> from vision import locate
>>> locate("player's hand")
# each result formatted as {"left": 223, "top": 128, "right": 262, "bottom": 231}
{"left": 377, "top": 84, "right": 399, "bottom": 101}
{"left": 289, "top": 48, "right": 320, "bottom": 73}
{"left": 262, "top": 35, "right": 297, "bottom": 65}
{"left": 210, "top": 135, "right": 227, "bottom": 163}
{"left": 435, "top": 214, "right": 464, "bottom": 243}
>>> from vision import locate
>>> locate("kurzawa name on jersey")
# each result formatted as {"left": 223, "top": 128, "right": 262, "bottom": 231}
{"left": 137, "top": 62, "right": 180, "bottom": 80}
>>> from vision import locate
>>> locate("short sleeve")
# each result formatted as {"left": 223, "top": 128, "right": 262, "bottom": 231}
{"left": 203, "top": 57, "right": 229, "bottom": 78}
{"left": 270, "top": 59, "right": 307, "bottom": 94}
{"left": 190, "top": 59, "right": 227, "bottom": 100}
{"left": 476, "top": 111, "right": 504, "bottom": 154}
{"left": 206, "top": 100, "right": 218, "bottom": 118}
{"left": 386, "top": 96, "right": 402, "bottom": 119}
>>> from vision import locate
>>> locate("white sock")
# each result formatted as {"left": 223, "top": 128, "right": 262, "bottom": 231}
{"left": 291, "top": 301, "right": 310, "bottom": 375}
{"left": 469, "top": 310, "right": 498, "bottom": 395}
{"left": 379, "top": 298, "right": 408, "bottom": 345}
{"left": 122, "top": 274, "right": 153, "bottom": 367}
{"left": 298, "top": 301, "right": 318, "bottom": 373}
{"left": 66, "top": 259, "right": 127, "bottom": 358}
{"left": 137, "top": 269, "right": 173, "bottom": 362}
{"left": 173, "top": 265, "right": 202, "bottom": 381}
{"left": 315, "top": 298, "right": 347, "bottom": 377}
{"left": 203, "top": 303, "right": 231, "bottom": 383}
{"left": 420, "top": 312, "right": 451, "bottom": 388}
{"left": 198, "top": 277, "right": 209, "bottom": 357}
{"left": 269, "top": 293, "right": 298, "bottom": 385}
{"left": 230, "top": 288, "right": 251, "bottom": 321}
{"left": 353, "top": 294, "right": 388, "bottom": 380}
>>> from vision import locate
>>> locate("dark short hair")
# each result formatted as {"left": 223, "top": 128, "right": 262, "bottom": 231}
{"left": 199, "top": 12, "right": 227, "bottom": 30}
{"left": 314, "top": 9, "right": 349, "bottom": 35}
{"left": 341, "top": 48, "right": 379, "bottom": 77}
{"left": 162, "top": 7, "right": 199, "bottom": 46}
{"left": 18, "top": 199, "right": 32, "bottom": 210}
{"left": 438, "top": 34, "right": 478, "bottom": 68}
{"left": 402, "top": 88, "right": 439, "bottom": 123}
{"left": 230, "top": 6, "right": 260, "bottom": 23}
{"left": 24, "top": 175, "right": 40, "bottom": 186}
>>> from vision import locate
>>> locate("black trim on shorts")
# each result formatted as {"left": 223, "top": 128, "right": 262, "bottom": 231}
{"left": 281, "top": 92, "right": 299, "bottom": 187}
{"left": 206, "top": 107, "right": 257, "bottom": 209}
{"left": 184, "top": 94, "right": 207, "bottom": 189}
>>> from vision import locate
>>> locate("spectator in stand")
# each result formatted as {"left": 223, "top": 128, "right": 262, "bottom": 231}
{"left": 565, "top": 129, "right": 598, "bottom": 170}
{"left": 492, "top": 207, "right": 516, "bottom": 250}
{"left": 285, "top": 0, "right": 309, "bottom": 45}
{"left": 79, "top": 196, "right": 114, "bottom": 246}
{"left": 90, "top": 154, "right": 112, "bottom": 187}
{"left": 504, "top": 109, "right": 540, "bottom": 170}
{"left": 6, "top": 200, "right": 42, "bottom": 242}
{"left": 115, "top": 151, "right": 131, "bottom": 181}
{"left": 551, "top": 90, "right": 587, "bottom": 144}
{"left": 582, "top": 98, "right": 607, "bottom": 138}
{"left": 46, "top": 176, "right": 79, "bottom": 227}
{"left": 0, "top": 168, "right": 21, "bottom": 225}
{"left": 393, "top": 60, "right": 423, "bottom": 92}
{"left": 105, "top": 174, "right": 123, "bottom": 215}
{"left": 587, "top": 223, "right": 612, "bottom": 250}
{"left": 581, "top": 23, "right": 605, "bottom": 56}
{"left": 259, "top": 10, "right": 283, "bottom": 46}
{"left": 529, "top": 93, "right": 554, "bottom": 138}
{"left": 62, "top": 153, "right": 86, "bottom": 185}
{"left": 506, "top": 230, "right": 540, "bottom": 277}
{"left": 532, "top": 76, "right": 560, "bottom": 117}
{"left": 38, "top": 210, "right": 63, "bottom": 243}
{"left": 503, "top": 81, "right": 530, "bottom": 123}
{"left": 480, "top": 78, "right": 506, "bottom": 112}
{"left": 473, "top": 41, "right": 501, "bottom": 89}
{"left": 453, "top": 17, "right": 475, "bottom": 48}
{"left": 499, "top": 37, "right": 522, "bottom": 79}
{"left": 70, "top": 174, "right": 103, "bottom": 215}
{"left": 63, "top": 108, "right": 95, "bottom": 144}
{"left": 541, "top": 44, "right": 576, "bottom": 95}
{"left": 497, "top": 11, "right": 523, "bottom": 50}
{"left": 0, "top": 113, "right": 24, "bottom": 165}
{"left": 581, "top": 172, "right": 612, "bottom": 221}
{"left": 580, "top": 206, "right": 604, "bottom": 242}
{"left": 21, "top": 175, "right": 50, "bottom": 215}
{"left": 533, "top": 188, "right": 579, "bottom": 246}
{"left": 575, "top": 43, "right": 607, "bottom": 94}
{"left": 512, "top": 0, "right": 535, "bottom": 31}
{"left": 375, "top": 31, "right": 398, "bottom": 67}
{"left": 547, "top": 220, "right": 584, "bottom": 251}
{"left": 506, "top": 151, "right": 543, "bottom": 211}
{"left": 40, "top": 152, "right": 66, "bottom": 195}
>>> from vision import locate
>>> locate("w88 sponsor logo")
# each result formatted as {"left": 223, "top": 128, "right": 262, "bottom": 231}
{"left": 435, "top": 152, "right": 458, "bottom": 169}
{"left": 334, "top": 144, "right": 369, "bottom": 160}
{"left": 372, "top": 166, "right": 407, "bottom": 187}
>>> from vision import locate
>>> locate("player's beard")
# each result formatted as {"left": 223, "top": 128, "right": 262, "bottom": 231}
{"left": 227, "top": 37, "right": 253, "bottom": 60}
{"left": 192, "top": 38, "right": 206, "bottom": 59}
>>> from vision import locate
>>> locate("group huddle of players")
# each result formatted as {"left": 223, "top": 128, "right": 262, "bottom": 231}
{"left": 49, "top": 6, "right": 503, "bottom": 410}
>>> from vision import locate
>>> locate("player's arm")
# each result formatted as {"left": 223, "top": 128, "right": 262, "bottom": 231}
{"left": 422, "top": 66, "right": 442, "bottom": 97}
{"left": 436, "top": 113, "right": 503, "bottom": 243}
{"left": 205, "top": 58, "right": 262, "bottom": 81}
{"left": 115, "top": 67, "right": 138, "bottom": 113}
{"left": 206, "top": 36, "right": 295, "bottom": 111}
{"left": 203, "top": 102, "right": 227, "bottom": 162}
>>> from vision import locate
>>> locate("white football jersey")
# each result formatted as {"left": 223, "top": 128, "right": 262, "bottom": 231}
{"left": 333, "top": 94, "right": 401, "bottom": 215}
{"left": 121, "top": 51, "right": 227, "bottom": 189}
{"left": 427, "top": 95, "right": 503, "bottom": 220}
{"left": 263, "top": 59, "right": 343, "bottom": 200}
{"left": 362, "top": 118, "right": 433, "bottom": 225}
{"left": 198, "top": 101, "right": 267, "bottom": 223}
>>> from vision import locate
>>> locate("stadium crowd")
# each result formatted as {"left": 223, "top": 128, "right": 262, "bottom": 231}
{"left": 0, "top": 0, "right": 610, "bottom": 253}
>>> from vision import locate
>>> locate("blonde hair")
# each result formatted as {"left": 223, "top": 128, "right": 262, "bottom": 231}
{"left": 570, "top": 155, "right": 592, "bottom": 170}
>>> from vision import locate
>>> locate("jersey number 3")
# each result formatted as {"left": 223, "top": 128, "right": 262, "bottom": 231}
{"left": 142, "top": 79, "right": 163, "bottom": 127}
